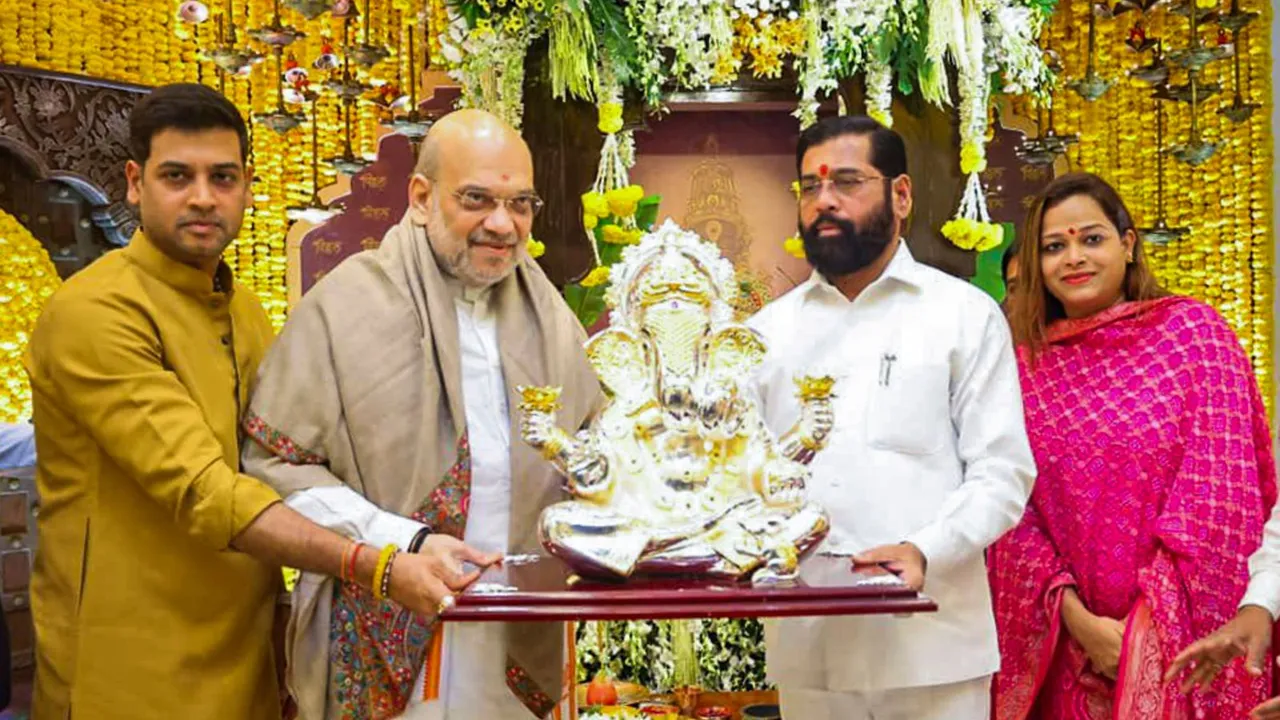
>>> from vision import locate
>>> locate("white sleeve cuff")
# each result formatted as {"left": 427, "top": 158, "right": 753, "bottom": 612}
{"left": 367, "top": 512, "right": 429, "bottom": 551}
{"left": 904, "top": 523, "right": 959, "bottom": 578}
{"left": 285, "top": 485, "right": 427, "bottom": 550}
{"left": 1239, "top": 571, "right": 1280, "bottom": 620}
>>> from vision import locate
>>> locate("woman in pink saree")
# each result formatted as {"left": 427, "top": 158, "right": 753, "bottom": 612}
{"left": 990, "top": 172, "right": 1276, "bottom": 719}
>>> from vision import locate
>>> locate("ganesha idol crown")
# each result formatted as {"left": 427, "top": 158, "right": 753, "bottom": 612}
{"left": 518, "top": 220, "right": 837, "bottom": 584}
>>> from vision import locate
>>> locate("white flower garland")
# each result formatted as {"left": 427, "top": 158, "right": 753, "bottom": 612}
{"left": 438, "top": 0, "right": 1054, "bottom": 250}
{"left": 865, "top": 57, "right": 894, "bottom": 126}
{"left": 445, "top": 8, "right": 542, "bottom": 129}
{"left": 985, "top": 3, "right": 1051, "bottom": 98}
{"left": 623, "top": 0, "right": 738, "bottom": 104}
{"left": 792, "top": 0, "right": 834, "bottom": 127}
{"left": 730, "top": 0, "right": 798, "bottom": 19}
{"left": 793, "top": 0, "right": 897, "bottom": 128}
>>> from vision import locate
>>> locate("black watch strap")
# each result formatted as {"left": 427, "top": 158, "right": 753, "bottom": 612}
{"left": 408, "top": 526, "right": 431, "bottom": 553}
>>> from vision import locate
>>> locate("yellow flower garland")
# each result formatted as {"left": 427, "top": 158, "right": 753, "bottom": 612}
{"left": 0, "top": 210, "right": 62, "bottom": 423}
{"left": 1047, "top": 0, "right": 1272, "bottom": 414}
{"left": 579, "top": 265, "right": 611, "bottom": 287}
{"left": 783, "top": 235, "right": 805, "bottom": 259}
{"left": 0, "top": 0, "right": 418, "bottom": 331}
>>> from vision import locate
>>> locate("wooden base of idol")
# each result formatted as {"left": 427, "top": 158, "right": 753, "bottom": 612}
{"left": 441, "top": 554, "right": 936, "bottom": 720}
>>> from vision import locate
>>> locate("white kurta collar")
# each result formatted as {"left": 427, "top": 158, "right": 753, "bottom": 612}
{"left": 800, "top": 239, "right": 923, "bottom": 303}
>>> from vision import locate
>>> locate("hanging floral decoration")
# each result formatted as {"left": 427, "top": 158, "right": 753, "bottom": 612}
{"left": 439, "top": 0, "right": 546, "bottom": 127}
{"left": 440, "top": 0, "right": 1056, "bottom": 255}
{"left": 563, "top": 76, "right": 661, "bottom": 329}
{"left": 783, "top": 235, "right": 805, "bottom": 259}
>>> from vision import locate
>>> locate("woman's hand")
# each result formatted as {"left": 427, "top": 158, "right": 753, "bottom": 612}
{"left": 1061, "top": 588, "right": 1125, "bottom": 680}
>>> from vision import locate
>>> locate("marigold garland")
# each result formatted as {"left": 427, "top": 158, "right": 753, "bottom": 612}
{"left": 0, "top": 210, "right": 62, "bottom": 423}
{"left": 0, "top": 0, "right": 424, "bottom": 331}
{"left": 783, "top": 235, "right": 805, "bottom": 259}
{"left": 1045, "top": 0, "right": 1272, "bottom": 413}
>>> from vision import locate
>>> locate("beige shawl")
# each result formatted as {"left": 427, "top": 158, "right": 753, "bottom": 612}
{"left": 242, "top": 213, "right": 601, "bottom": 719}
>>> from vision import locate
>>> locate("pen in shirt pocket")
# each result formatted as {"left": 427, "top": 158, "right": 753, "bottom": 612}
{"left": 879, "top": 352, "right": 897, "bottom": 387}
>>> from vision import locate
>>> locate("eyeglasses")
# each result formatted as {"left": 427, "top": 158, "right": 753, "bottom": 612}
{"left": 453, "top": 187, "right": 545, "bottom": 218}
{"left": 797, "top": 173, "right": 890, "bottom": 204}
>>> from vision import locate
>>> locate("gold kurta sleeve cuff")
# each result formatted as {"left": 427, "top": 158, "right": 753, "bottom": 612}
{"left": 231, "top": 473, "right": 283, "bottom": 540}
{"left": 184, "top": 466, "right": 284, "bottom": 550}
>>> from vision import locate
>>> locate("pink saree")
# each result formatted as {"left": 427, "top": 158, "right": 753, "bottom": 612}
{"left": 990, "top": 297, "right": 1277, "bottom": 719}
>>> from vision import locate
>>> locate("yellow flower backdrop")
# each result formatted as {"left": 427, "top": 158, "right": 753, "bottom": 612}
{"left": 0, "top": 209, "right": 62, "bottom": 423}
{"left": 1039, "top": 0, "right": 1273, "bottom": 413}
{"left": 0, "top": 0, "right": 449, "bottom": 330}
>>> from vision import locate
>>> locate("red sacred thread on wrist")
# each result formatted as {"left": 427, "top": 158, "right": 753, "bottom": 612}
{"left": 347, "top": 543, "right": 365, "bottom": 585}
{"left": 339, "top": 543, "right": 353, "bottom": 583}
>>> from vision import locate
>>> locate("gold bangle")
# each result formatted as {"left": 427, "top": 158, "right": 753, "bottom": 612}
{"left": 371, "top": 543, "right": 398, "bottom": 600}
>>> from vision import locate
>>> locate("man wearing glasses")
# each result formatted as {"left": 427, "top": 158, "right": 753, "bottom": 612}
{"left": 241, "top": 108, "right": 603, "bottom": 718}
{"left": 748, "top": 115, "right": 1036, "bottom": 719}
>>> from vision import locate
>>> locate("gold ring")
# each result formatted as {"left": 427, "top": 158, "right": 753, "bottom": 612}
{"left": 436, "top": 595, "right": 455, "bottom": 614}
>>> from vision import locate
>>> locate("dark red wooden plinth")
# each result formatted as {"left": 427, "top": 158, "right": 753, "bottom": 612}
{"left": 441, "top": 555, "right": 937, "bottom": 622}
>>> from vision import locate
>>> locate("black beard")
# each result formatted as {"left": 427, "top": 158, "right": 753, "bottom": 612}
{"left": 800, "top": 192, "right": 896, "bottom": 280}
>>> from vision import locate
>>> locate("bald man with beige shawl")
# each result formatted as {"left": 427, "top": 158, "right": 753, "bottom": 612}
{"left": 241, "top": 111, "right": 602, "bottom": 719}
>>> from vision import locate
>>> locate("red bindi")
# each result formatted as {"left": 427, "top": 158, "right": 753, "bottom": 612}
{"left": 501, "top": 173, "right": 510, "bottom": 181}
{"left": 1066, "top": 226, "right": 1078, "bottom": 236}
{"left": 818, "top": 164, "right": 829, "bottom": 178}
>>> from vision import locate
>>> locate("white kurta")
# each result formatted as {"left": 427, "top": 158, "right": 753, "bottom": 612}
{"left": 748, "top": 241, "right": 1036, "bottom": 695}
{"left": 287, "top": 286, "right": 531, "bottom": 718}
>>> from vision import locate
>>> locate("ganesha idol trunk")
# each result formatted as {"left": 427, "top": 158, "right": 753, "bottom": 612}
{"left": 518, "top": 220, "right": 837, "bottom": 586}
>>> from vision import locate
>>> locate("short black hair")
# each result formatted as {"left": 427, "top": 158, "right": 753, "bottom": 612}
{"left": 129, "top": 83, "right": 249, "bottom": 166}
{"left": 1002, "top": 240, "right": 1020, "bottom": 278}
{"left": 796, "top": 115, "right": 907, "bottom": 179}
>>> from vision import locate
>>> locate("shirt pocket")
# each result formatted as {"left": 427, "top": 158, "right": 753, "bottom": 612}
{"left": 865, "top": 361, "right": 950, "bottom": 456}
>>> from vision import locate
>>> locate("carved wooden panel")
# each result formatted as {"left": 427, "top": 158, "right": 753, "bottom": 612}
{"left": 0, "top": 65, "right": 145, "bottom": 205}
{"left": 0, "top": 66, "right": 143, "bottom": 276}
{"left": 0, "top": 150, "right": 121, "bottom": 279}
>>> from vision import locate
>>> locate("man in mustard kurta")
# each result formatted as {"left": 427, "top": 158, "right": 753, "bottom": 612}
{"left": 23, "top": 83, "right": 286, "bottom": 720}
{"left": 26, "top": 83, "right": 508, "bottom": 720}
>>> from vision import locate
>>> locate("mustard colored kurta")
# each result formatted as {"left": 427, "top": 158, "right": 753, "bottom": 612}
{"left": 24, "top": 231, "right": 283, "bottom": 720}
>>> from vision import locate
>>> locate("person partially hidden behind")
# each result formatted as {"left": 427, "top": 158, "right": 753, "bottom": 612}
{"left": 1002, "top": 241, "right": 1020, "bottom": 314}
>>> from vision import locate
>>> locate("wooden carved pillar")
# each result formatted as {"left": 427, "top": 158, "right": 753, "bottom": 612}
{"left": 520, "top": 40, "right": 603, "bottom": 287}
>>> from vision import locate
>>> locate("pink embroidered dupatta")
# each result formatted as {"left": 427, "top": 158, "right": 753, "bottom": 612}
{"left": 990, "top": 297, "right": 1276, "bottom": 720}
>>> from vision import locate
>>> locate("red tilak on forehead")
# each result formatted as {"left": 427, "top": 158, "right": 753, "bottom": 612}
{"left": 1066, "top": 225, "right": 1078, "bottom": 236}
{"left": 501, "top": 173, "right": 510, "bottom": 181}
{"left": 818, "top": 164, "right": 829, "bottom": 178}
